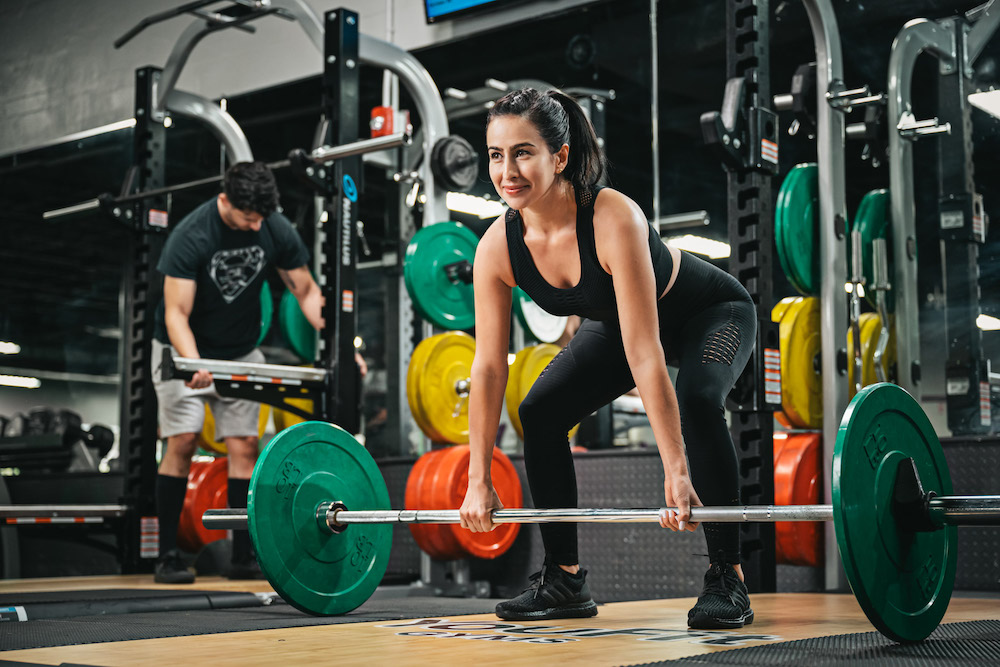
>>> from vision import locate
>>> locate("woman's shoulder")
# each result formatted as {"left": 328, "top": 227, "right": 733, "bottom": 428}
{"left": 592, "top": 188, "right": 647, "bottom": 231}
{"left": 475, "top": 213, "right": 516, "bottom": 285}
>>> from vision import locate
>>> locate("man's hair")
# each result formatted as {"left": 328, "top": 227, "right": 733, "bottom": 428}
{"left": 222, "top": 161, "right": 280, "bottom": 217}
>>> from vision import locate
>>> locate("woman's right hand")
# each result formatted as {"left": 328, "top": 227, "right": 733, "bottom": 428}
{"left": 460, "top": 480, "right": 503, "bottom": 533}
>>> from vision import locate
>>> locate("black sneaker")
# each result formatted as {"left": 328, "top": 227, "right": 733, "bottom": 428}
{"left": 154, "top": 550, "right": 195, "bottom": 584}
{"left": 496, "top": 560, "right": 598, "bottom": 620}
{"left": 687, "top": 560, "right": 753, "bottom": 629}
{"left": 228, "top": 556, "right": 264, "bottom": 580}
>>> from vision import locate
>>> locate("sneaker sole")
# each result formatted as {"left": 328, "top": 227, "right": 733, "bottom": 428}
{"left": 496, "top": 601, "right": 598, "bottom": 621}
{"left": 154, "top": 574, "right": 196, "bottom": 585}
{"left": 688, "top": 608, "right": 754, "bottom": 629}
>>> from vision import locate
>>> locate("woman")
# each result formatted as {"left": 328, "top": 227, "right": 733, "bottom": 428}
{"left": 459, "top": 88, "right": 756, "bottom": 629}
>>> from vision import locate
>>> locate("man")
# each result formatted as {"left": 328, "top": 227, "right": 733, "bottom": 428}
{"left": 151, "top": 161, "right": 322, "bottom": 583}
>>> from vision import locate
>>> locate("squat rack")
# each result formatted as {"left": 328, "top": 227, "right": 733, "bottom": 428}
{"left": 55, "top": 2, "right": 455, "bottom": 572}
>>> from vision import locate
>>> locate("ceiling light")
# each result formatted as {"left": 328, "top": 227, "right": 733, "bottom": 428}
{"left": 447, "top": 192, "right": 507, "bottom": 219}
{"left": 969, "top": 90, "right": 1000, "bottom": 119}
{"left": 978, "top": 314, "right": 1000, "bottom": 331}
{"left": 0, "top": 342, "right": 21, "bottom": 355}
{"left": 0, "top": 374, "right": 41, "bottom": 389}
{"left": 664, "top": 235, "right": 730, "bottom": 259}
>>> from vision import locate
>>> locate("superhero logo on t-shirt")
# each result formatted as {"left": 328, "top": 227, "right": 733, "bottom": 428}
{"left": 209, "top": 246, "right": 266, "bottom": 303}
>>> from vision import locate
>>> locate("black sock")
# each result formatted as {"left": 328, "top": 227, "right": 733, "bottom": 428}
{"left": 228, "top": 477, "right": 252, "bottom": 562}
{"left": 156, "top": 473, "right": 188, "bottom": 557}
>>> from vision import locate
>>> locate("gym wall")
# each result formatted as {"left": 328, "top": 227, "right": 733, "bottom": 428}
{"left": 0, "top": 0, "right": 599, "bottom": 157}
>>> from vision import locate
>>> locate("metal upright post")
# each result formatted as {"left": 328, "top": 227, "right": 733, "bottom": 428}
{"left": 118, "top": 66, "right": 169, "bottom": 572}
{"left": 938, "top": 16, "right": 991, "bottom": 434}
{"left": 319, "top": 8, "right": 362, "bottom": 434}
{"left": 801, "top": 0, "right": 850, "bottom": 592}
{"left": 722, "top": 0, "right": 777, "bottom": 593}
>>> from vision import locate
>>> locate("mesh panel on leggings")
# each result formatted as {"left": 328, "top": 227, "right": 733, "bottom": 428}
{"left": 702, "top": 321, "right": 740, "bottom": 366}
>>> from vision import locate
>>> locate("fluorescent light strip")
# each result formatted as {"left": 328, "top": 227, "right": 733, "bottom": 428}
{"left": 978, "top": 314, "right": 1000, "bottom": 331}
{"left": 0, "top": 374, "right": 41, "bottom": 389}
{"left": 969, "top": 90, "right": 1000, "bottom": 119}
{"left": 447, "top": 192, "right": 507, "bottom": 219}
{"left": 665, "top": 235, "right": 730, "bottom": 259}
{"left": 0, "top": 342, "right": 20, "bottom": 355}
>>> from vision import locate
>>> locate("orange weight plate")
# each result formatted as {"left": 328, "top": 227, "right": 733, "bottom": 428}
{"left": 177, "top": 457, "right": 229, "bottom": 552}
{"left": 773, "top": 433, "right": 822, "bottom": 567}
{"left": 405, "top": 449, "right": 464, "bottom": 560}
{"left": 434, "top": 445, "right": 522, "bottom": 560}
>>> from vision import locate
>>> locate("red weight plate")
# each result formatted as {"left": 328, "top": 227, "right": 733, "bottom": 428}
{"left": 177, "top": 457, "right": 229, "bottom": 552}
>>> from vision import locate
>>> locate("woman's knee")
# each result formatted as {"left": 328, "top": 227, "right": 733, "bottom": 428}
{"left": 519, "top": 390, "right": 572, "bottom": 435}
{"left": 677, "top": 385, "right": 725, "bottom": 422}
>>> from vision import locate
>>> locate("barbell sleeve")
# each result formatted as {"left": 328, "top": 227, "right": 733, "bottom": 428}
{"left": 926, "top": 495, "right": 1000, "bottom": 525}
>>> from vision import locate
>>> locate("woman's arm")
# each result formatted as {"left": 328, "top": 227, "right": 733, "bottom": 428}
{"left": 594, "top": 191, "right": 701, "bottom": 532}
{"left": 460, "top": 218, "right": 515, "bottom": 533}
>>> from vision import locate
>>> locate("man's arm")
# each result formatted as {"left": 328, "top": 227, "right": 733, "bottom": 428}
{"left": 278, "top": 266, "right": 323, "bottom": 330}
{"left": 163, "top": 276, "right": 212, "bottom": 389}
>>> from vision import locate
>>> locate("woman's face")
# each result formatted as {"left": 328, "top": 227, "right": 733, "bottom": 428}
{"left": 486, "top": 114, "right": 567, "bottom": 209}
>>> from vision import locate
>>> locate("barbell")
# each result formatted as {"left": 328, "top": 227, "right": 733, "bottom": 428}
{"left": 202, "top": 382, "right": 1000, "bottom": 643}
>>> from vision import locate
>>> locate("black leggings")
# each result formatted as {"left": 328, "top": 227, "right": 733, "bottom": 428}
{"left": 519, "top": 288, "right": 756, "bottom": 566}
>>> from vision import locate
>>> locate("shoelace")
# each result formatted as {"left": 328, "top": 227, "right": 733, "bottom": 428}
{"left": 526, "top": 565, "right": 548, "bottom": 599}
{"left": 703, "top": 564, "right": 739, "bottom": 607}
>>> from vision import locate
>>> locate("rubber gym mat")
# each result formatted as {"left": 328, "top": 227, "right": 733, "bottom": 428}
{"left": 0, "top": 588, "right": 231, "bottom": 605}
{"left": 1, "top": 588, "right": 269, "bottom": 622}
{"left": 628, "top": 619, "right": 1000, "bottom": 666}
{"left": 0, "top": 592, "right": 503, "bottom": 651}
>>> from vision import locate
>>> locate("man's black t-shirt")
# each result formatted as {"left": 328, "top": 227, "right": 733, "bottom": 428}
{"left": 154, "top": 197, "right": 310, "bottom": 359}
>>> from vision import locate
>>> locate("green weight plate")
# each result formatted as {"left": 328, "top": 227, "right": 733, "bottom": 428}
{"left": 279, "top": 289, "right": 315, "bottom": 362}
{"left": 404, "top": 222, "right": 478, "bottom": 330}
{"left": 853, "top": 189, "right": 894, "bottom": 312}
{"left": 257, "top": 281, "right": 273, "bottom": 347}
{"left": 775, "top": 163, "right": 819, "bottom": 296}
{"left": 833, "top": 383, "right": 957, "bottom": 642}
{"left": 248, "top": 421, "right": 392, "bottom": 616}
{"left": 513, "top": 287, "right": 568, "bottom": 344}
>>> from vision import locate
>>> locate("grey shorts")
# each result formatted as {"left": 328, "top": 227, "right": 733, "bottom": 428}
{"left": 151, "top": 338, "right": 266, "bottom": 440}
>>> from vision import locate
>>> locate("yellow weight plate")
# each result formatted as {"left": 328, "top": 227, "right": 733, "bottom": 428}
{"left": 504, "top": 347, "right": 532, "bottom": 440}
{"left": 407, "top": 334, "right": 446, "bottom": 442}
{"left": 847, "top": 313, "right": 896, "bottom": 397}
{"left": 273, "top": 396, "right": 314, "bottom": 431}
{"left": 508, "top": 344, "right": 579, "bottom": 440}
{"left": 773, "top": 296, "right": 822, "bottom": 428}
{"left": 410, "top": 332, "right": 476, "bottom": 444}
{"left": 200, "top": 402, "right": 271, "bottom": 455}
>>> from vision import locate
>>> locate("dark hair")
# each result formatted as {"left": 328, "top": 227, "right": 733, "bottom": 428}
{"left": 486, "top": 87, "right": 606, "bottom": 192}
{"left": 223, "top": 161, "right": 280, "bottom": 217}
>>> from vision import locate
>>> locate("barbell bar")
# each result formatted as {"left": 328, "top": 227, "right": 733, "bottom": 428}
{"left": 203, "top": 504, "right": 837, "bottom": 531}
{"left": 204, "top": 497, "right": 1000, "bottom": 532}
{"left": 196, "top": 382, "right": 993, "bottom": 643}
{"left": 42, "top": 129, "right": 411, "bottom": 221}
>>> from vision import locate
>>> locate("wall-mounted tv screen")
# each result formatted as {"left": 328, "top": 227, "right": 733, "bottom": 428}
{"left": 424, "top": 0, "right": 522, "bottom": 24}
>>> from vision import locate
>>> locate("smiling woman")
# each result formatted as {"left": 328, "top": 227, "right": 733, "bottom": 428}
{"left": 461, "top": 87, "right": 759, "bottom": 630}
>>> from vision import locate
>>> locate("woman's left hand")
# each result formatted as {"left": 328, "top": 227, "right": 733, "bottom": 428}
{"left": 660, "top": 474, "right": 702, "bottom": 532}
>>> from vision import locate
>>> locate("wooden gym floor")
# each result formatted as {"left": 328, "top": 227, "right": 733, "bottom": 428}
{"left": 2, "top": 575, "right": 999, "bottom": 665}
